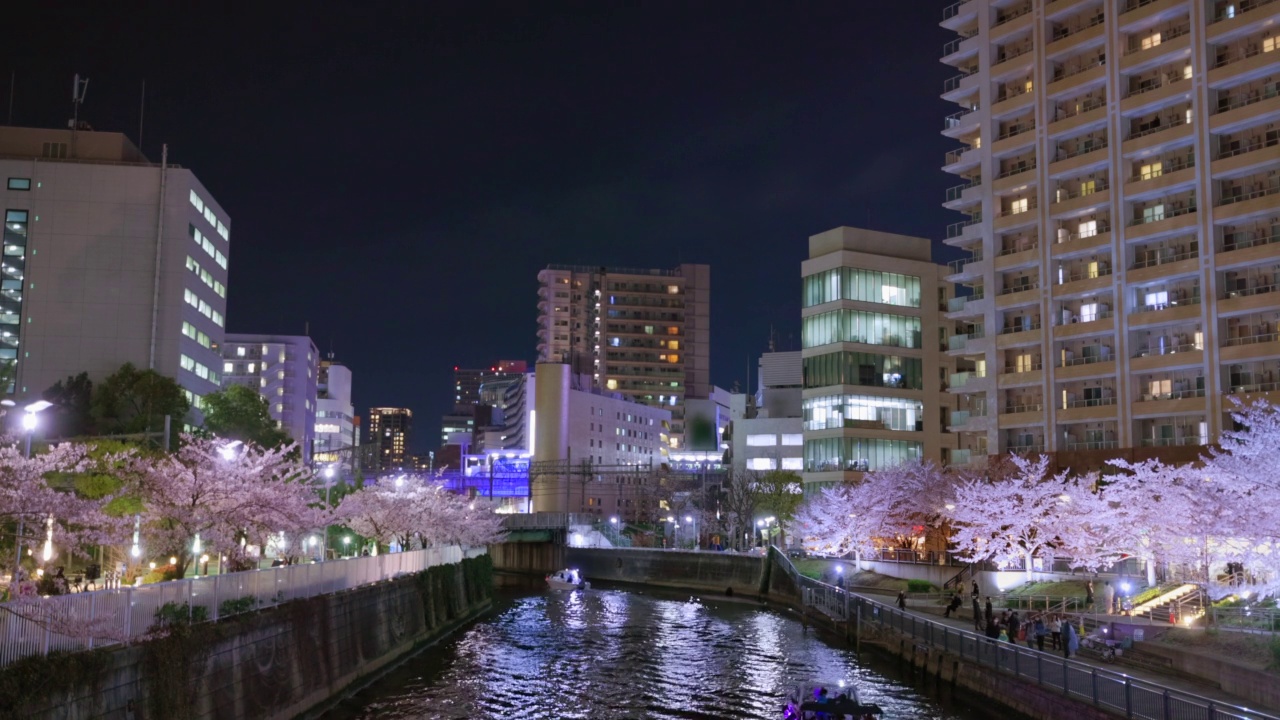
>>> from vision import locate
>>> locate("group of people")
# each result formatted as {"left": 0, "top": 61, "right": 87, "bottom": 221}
{"left": 942, "top": 581, "right": 1082, "bottom": 658}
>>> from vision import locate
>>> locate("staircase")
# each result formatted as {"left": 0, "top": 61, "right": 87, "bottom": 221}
{"left": 1132, "top": 584, "right": 1204, "bottom": 624}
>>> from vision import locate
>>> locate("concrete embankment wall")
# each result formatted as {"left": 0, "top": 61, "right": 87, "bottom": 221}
{"left": 564, "top": 548, "right": 772, "bottom": 598}
{"left": 10, "top": 555, "right": 493, "bottom": 720}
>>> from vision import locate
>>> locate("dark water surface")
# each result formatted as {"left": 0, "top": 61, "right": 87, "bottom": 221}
{"left": 328, "top": 588, "right": 1023, "bottom": 719}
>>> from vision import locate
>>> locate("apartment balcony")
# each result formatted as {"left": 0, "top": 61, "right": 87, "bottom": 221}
{"left": 1126, "top": 203, "right": 1197, "bottom": 240}
{"left": 992, "top": 88, "right": 1035, "bottom": 118}
{"left": 944, "top": 146, "right": 982, "bottom": 173}
{"left": 997, "top": 323, "right": 1043, "bottom": 348}
{"left": 1118, "top": 0, "right": 1188, "bottom": 32}
{"left": 1121, "top": 28, "right": 1192, "bottom": 73}
{"left": 944, "top": 217, "right": 984, "bottom": 247}
{"left": 998, "top": 403, "right": 1046, "bottom": 429}
{"left": 997, "top": 283, "right": 1040, "bottom": 308}
{"left": 1218, "top": 229, "right": 1280, "bottom": 268}
{"left": 1124, "top": 161, "right": 1195, "bottom": 201}
{"left": 944, "top": 182, "right": 984, "bottom": 213}
{"left": 1046, "top": 62, "right": 1107, "bottom": 100}
{"left": 1049, "top": 144, "right": 1109, "bottom": 178}
{"left": 991, "top": 47, "right": 1036, "bottom": 81}
{"left": 941, "top": 0, "right": 978, "bottom": 30}
{"left": 943, "top": 107, "right": 981, "bottom": 136}
{"left": 992, "top": 7, "right": 1035, "bottom": 41}
{"left": 1051, "top": 227, "right": 1113, "bottom": 258}
{"left": 949, "top": 370, "right": 992, "bottom": 394}
{"left": 1054, "top": 312, "right": 1115, "bottom": 339}
{"left": 945, "top": 295, "right": 991, "bottom": 321}
{"left": 1055, "top": 356, "right": 1116, "bottom": 380}
{"left": 1216, "top": 182, "right": 1280, "bottom": 223}
{"left": 1007, "top": 443, "right": 1047, "bottom": 456}
{"left": 1050, "top": 183, "right": 1111, "bottom": 218}
{"left": 994, "top": 204, "right": 1039, "bottom": 232}
{"left": 1048, "top": 101, "right": 1107, "bottom": 139}
{"left": 1207, "top": 0, "right": 1280, "bottom": 42}
{"left": 1221, "top": 330, "right": 1280, "bottom": 362}
{"left": 1211, "top": 92, "right": 1280, "bottom": 134}
{"left": 997, "top": 365, "right": 1043, "bottom": 389}
{"left": 1128, "top": 298, "right": 1201, "bottom": 328}
{"left": 1122, "top": 118, "right": 1193, "bottom": 156}
{"left": 1219, "top": 284, "right": 1280, "bottom": 315}
{"left": 1131, "top": 390, "right": 1209, "bottom": 419}
{"left": 1053, "top": 270, "right": 1113, "bottom": 299}
{"left": 1120, "top": 75, "right": 1194, "bottom": 117}
{"left": 1046, "top": 17, "right": 1106, "bottom": 59}
{"left": 948, "top": 409, "right": 993, "bottom": 433}
{"left": 1224, "top": 381, "right": 1280, "bottom": 406}
{"left": 1128, "top": 249, "right": 1198, "bottom": 284}
{"left": 992, "top": 124, "right": 1036, "bottom": 155}
{"left": 993, "top": 164, "right": 1038, "bottom": 193}
{"left": 941, "top": 31, "right": 981, "bottom": 66}
{"left": 1130, "top": 343, "right": 1205, "bottom": 372}
{"left": 1056, "top": 400, "right": 1119, "bottom": 423}
{"left": 1209, "top": 44, "right": 1280, "bottom": 90}
{"left": 945, "top": 254, "right": 988, "bottom": 282}
{"left": 1046, "top": 0, "right": 1093, "bottom": 19}
{"left": 996, "top": 244, "right": 1040, "bottom": 271}
{"left": 1213, "top": 137, "right": 1280, "bottom": 178}
{"left": 946, "top": 330, "right": 989, "bottom": 355}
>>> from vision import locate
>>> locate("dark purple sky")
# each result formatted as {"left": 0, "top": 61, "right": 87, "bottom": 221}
{"left": 12, "top": 2, "right": 959, "bottom": 452}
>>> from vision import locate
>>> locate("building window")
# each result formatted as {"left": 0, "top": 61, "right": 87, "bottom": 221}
{"left": 746, "top": 434, "right": 777, "bottom": 447}
{"left": 747, "top": 458, "right": 777, "bottom": 471}
{"left": 780, "top": 434, "right": 803, "bottom": 446}
{"left": 6, "top": 178, "right": 30, "bottom": 191}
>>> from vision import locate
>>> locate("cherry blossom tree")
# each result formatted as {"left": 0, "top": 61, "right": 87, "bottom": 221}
{"left": 337, "top": 476, "right": 506, "bottom": 553}
{"left": 791, "top": 483, "right": 882, "bottom": 561}
{"left": 127, "top": 435, "right": 326, "bottom": 577}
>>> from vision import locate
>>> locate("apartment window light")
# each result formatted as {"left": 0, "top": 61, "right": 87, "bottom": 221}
{"left": 1183, "top": 64, "right": 1192, "bottom": 80}
{"left": 1078, "top": 220, "right": 1097, "bottom": 238}
{"left": 1141, "top": 33, "right": 1161, "bottom": 51}
{"left": 1266, "top": 37, "right": 1277, "bottom": 54}
{"left": 7, "top": 178, "right": 31, "bottom": 191}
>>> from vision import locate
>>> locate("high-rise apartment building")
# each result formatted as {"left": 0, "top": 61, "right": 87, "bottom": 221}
{"left": 535, "top": 263, "right": 710, "bottom": 450}
{"left": 452, "top": 360, "right": 527, "bottom": 411}
{"left": 220, "top": 334, "right": 319, "bottom": 462}
{"left": 801, "top": 227, "right": 956, "bottom": 492}
{"left": 0, "top": 126, "right": 229, "bottom": 412}
{"left": 368, "top": 407, "right": 412, "bottom": 470}
{"left": 939, "top": 0, "right": 1280, "bottom": 466}
{"left": 315, "top": 357, "right": 356, "bottom": 470}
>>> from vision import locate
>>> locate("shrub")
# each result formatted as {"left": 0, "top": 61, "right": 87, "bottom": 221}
{"left": 907, "top": 579, "right": 935, "bottom": 593}
{"left": 217, "top": 596, "right": 255, "bottom": 617}
{"left": 152, "top": 601, "right": 208, "bottom": 629}
{"left": 1271, "top": 637, "right": 1280, "bottom": 668}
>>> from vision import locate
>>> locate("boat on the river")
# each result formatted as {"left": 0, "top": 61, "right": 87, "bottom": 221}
{"left": 782, "top": 680, "right": 882, "bottom": 719}
{"left": 546, "top": 568, "right": 590, "bottom": 590}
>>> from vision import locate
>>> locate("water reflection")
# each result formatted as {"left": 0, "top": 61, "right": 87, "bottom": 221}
{"left": 330, "top": 589, "right": 1016, "bottom": 720}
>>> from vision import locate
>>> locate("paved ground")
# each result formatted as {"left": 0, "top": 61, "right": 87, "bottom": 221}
{"left": 860, "top": 591, "right": 1275, "bottom": 714}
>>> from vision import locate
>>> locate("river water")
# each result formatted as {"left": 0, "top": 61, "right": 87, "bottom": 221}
{"left": 328, "top": 588, "right": 1021, "bottom": 720}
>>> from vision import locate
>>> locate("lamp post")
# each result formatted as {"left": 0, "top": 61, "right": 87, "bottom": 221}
{"left": 343, "top": 536, "right": 351, "bottom": 558}
{"left": 12, "top": 401, "right": 52, "bottom": 581}
{"left": 323, "top": 465, "right": 336, "bottom": 560}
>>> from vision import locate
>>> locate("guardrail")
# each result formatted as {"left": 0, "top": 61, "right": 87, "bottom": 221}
{"left": 0, "top": 545, "right": 483, "bottom": 667}
{"left": 795, "top": 574, "right": 1276, "bottom": 720}
{"left": 503, "top": 512, "right": 601, "bottom": 529}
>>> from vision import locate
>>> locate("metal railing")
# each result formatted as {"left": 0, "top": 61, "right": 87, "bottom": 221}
{"left": 1004, "top": 402, "right": 1045, "bottom": 413}
{"left": 1053, "top": 181, "right": 1110, "bottom": 203}
{"left": 1208, "top": 605, "right": 1280, "bottom": 634}
{"left": 1219, "top": 180, "right": 1280, "bottom": 207}
{"left": 1131, "top": 155, "right": 1194, "bottom": 181}
{"left": 1213, "top": 0, "right": 1279, "bottom": 23}
{"left": 1000, "top": 363, "right": 1043, "bottom": 376}
{"left": 942, "top": 0, "right": 972, "bottom": 21}
{"left": 1053, "top": 96, "right": 1106, "bottom": 122}
{"left": 1130, "top": 248, "right": 1198, "bottom": 270}
{"left": 996, "top": 163, "right": 1037, "bottom": 179}
{"left": 795, "top": 573, "right": 1276, "bottom": 720}
{"left": 1218, "top": 134, "right": 1280, "bottom": 160}
{"left": 1065, "top": 396, "right": 1117, "bottom": 409}
{"left": 1229, "top": 380, "right": 1280, "bottom": 394}
{"left": 1137, "top": 387, "right": 1207, "bottom": 402}
{"left": 1129, "top": 202, "right": 1197, "bottom": 227}
{"left": 1001, "top": 321, "right": 1041, "bottom": 334}
{"left": 1125, "top": 23, "right": 1191, "bottom": 55}
{"left": 1055, "top": 139, "right": 1108, "bottom": 162}
{"left": 0, "top": 545, "right": 482, "bottom": 667}
{"left": 946, "top": 216, "right": 982, "bottom": 237}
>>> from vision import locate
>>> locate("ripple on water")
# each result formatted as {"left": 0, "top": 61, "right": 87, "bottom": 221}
{"left": 333, "top": 589, "right": 1013, "bottom": 720}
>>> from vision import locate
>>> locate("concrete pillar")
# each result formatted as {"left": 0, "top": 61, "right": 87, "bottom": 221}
{"left": 533, "top": 362, "right": 571, "bottom": 512}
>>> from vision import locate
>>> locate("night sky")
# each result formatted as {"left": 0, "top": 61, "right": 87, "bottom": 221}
{"left": 12, "top": 2, "right": 959, "bottom": 453}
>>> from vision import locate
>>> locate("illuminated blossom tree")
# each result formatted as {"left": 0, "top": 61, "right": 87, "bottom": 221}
{"left": 792, "top": 483, "right": 882, "bottom": 560}
{"left": 337, "top": 476, "right": 506, "bottom": 552}
{"left": 128, "top": 435, "right": 325, "bottom": 577}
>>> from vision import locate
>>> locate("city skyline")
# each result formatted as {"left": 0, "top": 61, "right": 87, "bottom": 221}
{"left": 5, "top": 3, "right": 958, "bottom": 452}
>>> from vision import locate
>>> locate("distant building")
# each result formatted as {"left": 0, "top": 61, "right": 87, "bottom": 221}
{"left": 220, "top": 334, "right": 319, "bottom": 462}
{"left": 314, "top": 357, "right": 356, "bottom": 471}
{"left": 727, "top": 351, "right": 804, "bottom": 475}
{"left": 452, "top": 360, "right": 527, "bottom": 411}
{"left": 369, "top": 407, "right": 412, "bottom": 470}
{"left": 0, "top": 126, "right": 229, "bottom": 415}
{"left": 801, "top": 227, "right": 955, "bottom": 492}
{"left": 536, "top": 263, "right": 710, "bottom": 451}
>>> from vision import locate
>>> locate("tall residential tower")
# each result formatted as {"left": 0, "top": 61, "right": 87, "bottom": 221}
{"left": 940, "top": 0, "right": 1280, "bottom": 467}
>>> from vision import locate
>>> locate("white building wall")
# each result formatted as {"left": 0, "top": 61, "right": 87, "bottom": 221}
{"left": 315, "top": 361, "right": 355, "bottom": 468}
{"left": 221, "top": 334, "right": 318, "bottom": 462}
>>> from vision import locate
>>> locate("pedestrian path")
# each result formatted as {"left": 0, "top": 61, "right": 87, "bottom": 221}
{"left": 867, "top": 592, "right": 1274, "bottom": 714}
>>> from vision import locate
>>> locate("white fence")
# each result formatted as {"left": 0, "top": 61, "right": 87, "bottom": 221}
{"left": 0, "top": 545, "right": 486, "bottom": 667}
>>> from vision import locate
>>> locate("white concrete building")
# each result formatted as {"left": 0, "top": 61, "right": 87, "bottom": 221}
{"left": 727, "top": 351, "right": 804, "bottom": 475}
{"left": 220, "top": 334, "right": 318, "bottom": 462}
{"left": 0, "top": 126, "right": 229, "bottom": 413}
{"left": 315, "top": 358, "right": 355, "bottom": 471}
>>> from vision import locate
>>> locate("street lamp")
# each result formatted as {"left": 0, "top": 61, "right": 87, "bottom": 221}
{"left": 343, "top": 536, "right": 351, "bottom": 558}
{"left": 218, "top": 440, "right": 244, "bottom": 461}
{"left": 12, "top": 401, "right": 53, "bottom": 579}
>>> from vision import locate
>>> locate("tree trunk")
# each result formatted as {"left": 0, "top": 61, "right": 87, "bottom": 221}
{"left": 1025, "top": 550, "right": 1034, "bottom": 582}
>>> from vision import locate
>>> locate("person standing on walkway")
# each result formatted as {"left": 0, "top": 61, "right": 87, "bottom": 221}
{"left": 1103, "top": 580, "right": 1115, "bottom": 614}
{"left": 972, "top": 596, "right": 983, "bottom": 630}
{"left": 1033, "top": 616, "right": 1047, "bottom": 651}
{"left": 897, "top": 590, "right": 907, "bottom": 611}
{"left": 1085, "top": 580, "right": 1095, "bottom": 609}
{"left": 1007, "top": 611, "right": 1020, "bottom": 643}
{"left": 971, "top": 579, "right": 979, "bottom": 600}
{"left": 1049, "top": 615, "right": 1062, "bottom": 650}
{"left": 1063, "top": 619, "right": 1079, "bottom": 659}
{"left": 984, "top": 597, "right": 994, "bottom": 629}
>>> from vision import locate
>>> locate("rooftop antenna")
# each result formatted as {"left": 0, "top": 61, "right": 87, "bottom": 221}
{"left": 70, "top": 73, "right": 89, "bottom": 158}
{"left": 138, "top": 79, "right": 145, "bottom": 152}
{"left": 7, "top": 71, "right": 13, "bottom": 125}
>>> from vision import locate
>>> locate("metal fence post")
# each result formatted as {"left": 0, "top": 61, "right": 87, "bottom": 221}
{"left": 1013, "top": 646, "right": 1019, "bottom": 677}
{"left": 1036, "top": 653, "right": 1041, "bottom": 685}
{"left": 1124, "top": 677, "right": 1133, "bottom": 718}
{"left": 1162, "top": 690, "right": 1171, "bottom": 720}
{"left": 1091, "top": 668, "right": 1099, "bottom": 706}
{"left": 87, "top": 593, "right": 97, "bottom": 650}
{"left": 1063, "top": 661, "right": 1069, "bottom": 695}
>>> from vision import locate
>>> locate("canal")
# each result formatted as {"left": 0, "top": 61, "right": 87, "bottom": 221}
{"left": 328, "top": 588, "right": 1023, "bottom": 719}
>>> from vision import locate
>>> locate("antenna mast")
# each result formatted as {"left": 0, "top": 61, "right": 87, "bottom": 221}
{"left": 70, "top": 74, "right": 89, "bottom": 158}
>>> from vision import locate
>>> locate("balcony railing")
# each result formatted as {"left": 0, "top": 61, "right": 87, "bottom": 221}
{"left": 949, "top": 370, "right": 988, "bottom": 388}
{"left": 1224, "top": 282, "right": 1280, "bottom": 299}
{"left": 996, "top": 162, "right": 1037, "bottom": 179}
{"left": 947, "top": 254, "right": 984, "bottom": 273}
{"left": 1050, "top": 11, "right": 1105, "bottom": 43}
{"left": 944, "top": 107, "right": 978, "bottom": 130}
{"left": 1057, "top": 267, "right": 1113, "bottom": 284}
{"left": 946, "top": 216, "right": 982, "bottom": 238}
{"left": 994, "top": 5, "right": 1032, "bottom": 27}
{"left": 1053, "top": 96, "right": 1106, "bottom": 122}
{"left": 995, "top": 44, "right": 1035, "bottom": 64}
{"left": 1000, "top": 280, "right": 1038, "bottom": 295}
{"left": 1125, "top": 72, "right": 1189, "bottom": 100}
{"left": 1051, "top": 56, "right": 1106, "bottom": 83}
{"left": 942, "top": 0, "right": 973, "bottom": 20}
{"left": 997, "top": 200, "right": 1038, "bottom": 218}
{"left": 943, "top": 72, "right": 978, "bottom": 93}
{"left": 1229, "top": 380, "right": 1280, "bottom": 393}
{"left": 1225, "top": 330, "right": 1280, "bottom": 347}
{"left": 1060, "top": 350, "right": 1113, "bottom": 367}
{"left": 942, "top": 30, "right": 979, "bottom": 56}
{"left": 999, "top": 242, "right": 1039, "bottom": 256}
{"left": 1055, "top": 223, "right": 1110, "bottom": 245}
{"left": 1139, "top": 387, "right": 1206, "bottom": 401}
{"left": 1000, "top": 321, "right": 1042, "bottom": 334}
{"left": 1128, "top": 201, "right": 1196, "bottom": 226}
{"left": 1055, "top": 138, "right": 1108, "bottom": 161}
{"left": 947, "top": 293, "right": 985, "bottom": 313}
{"left": 1065, "top": 440, "right": 1118, "bottom": 450}
{"left": 1130, "top": 248, "right": 1198, "bottom": 270}
{"left": 1224, "top": 226, "right": 1280, "bottom": 251}
{"left": 1122, "top": 0, "right": 1168, "bottom": 14}
{"left": 1212, "top": 0, "right": 1279, "bottom": 23}
{"left": 1009, "top": 444, "right": 1045, "bottom": 455}
{"left": 946, "top": 179, "right": 982, "bottom": 201}
{"left": 1218, "top": 133, "right": 1280, "bottom": 160}
{"left": 1125, "top": 23, "right": 1191, "bottom": 55}
{"left": 1216, "top": 83, "right": 1280, "bottom": 114}
{"left": 1132, "top": 341, "right": 1201, "bottom": 357}
{"left": 1219, "top": 178, "right": 1280, "bottom": 207}
{"left": 996, "top": 123, "right": 1035, "bottom": 141}
{"left": 1000, "top": 362, "right": 1043, "bottom": 375}
{"left": 946, "top": 147, "right": 975, "bottom": 165}
{"left": 1053, "top": 180, "right": 1110, "bottom": 203}
{"left": 1131, "top": 154, "right": 1194, "bottom": 180}
{"left": 1132, "top": 295, "right": 1201, "bottom": 314}
{"left": 1140, "top": 435, "right": 1206, "bottom": 447}
{"left": 1065, "top": 396, "right": 1117, "bottom": 409}
{"left": 995, "top": 83, "right": 1034, "bottom": 104}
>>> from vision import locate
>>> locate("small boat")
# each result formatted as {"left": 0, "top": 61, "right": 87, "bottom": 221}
{"left": 782, "top": 680, "right": 882, "bottom": 719}
{"left": 546, "top": 568, "right": 590, "bottom": 590}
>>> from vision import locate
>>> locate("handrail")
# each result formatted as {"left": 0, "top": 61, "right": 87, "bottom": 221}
{"left": 1132, "top": 296, "right": 1200, "bottom": 314}
{"left": 1052, "top": 96, "right": 1106, "bottom": 122}
{"left": 1130, "top": 249, "right": 1197, "bottom": 270}
{"left": 1125, "top": 72, "right": 1190, "bottom": 100}
{"left": 993, "top": 4, "right": 1031, "bottom": 27}
{"left": 1060, "top": 351, "right": 1112, "bottom": 367}
{"left": 1132, "top": 341, "right": 1200, "bottom": 357}
{"left": 1000, "top": 362, "right": 1043, "bottom": 375}
{"left": 1229, "top": 380, "right": 1280, "bottom": 394}
{"left": 1051, "top": 56, "right": 1106, "bottom": 84}
{"left": 1137, "top": 387, "right": 1206, "bottom": 401}
{"left": 1053, "top": 181, "right": 1109, "bottom": 202}
{"left": 996, "top": 123, "right": 1034, "bottom": 141}
{"left": 1124, "top": 23, "right": 1191, "bottom": 55}
{"left": 997, "top": 200, "right": 1037, "bottom": 217}
{"left": 1225, "top": 331, "right": 1280, "bottom": 347}
{"left": 1004, "top": 402, "right": 1044, "bottom": 413}
{"left": 1000, "top": 279, "right": 1038, "bottom": 295}
{"left": 1055, "top": 138, "right": 1108, "bottom": 161}
{"left": 999, "top": 241, "right": 1038, "bottom": 256}
{"left": 1130, "top": 154, "right": 1194, "bottom": 180}
{"left": 1065, "top": 440, "right": 1118, "bottom": 450}
{"left": 1216, "top": 84, "right": 1280, "bottom": 114}
{"left": 947, "top": 217, "right": 982, "bottom": 238}
{"left": 1129, "top": 202, "right": 1197, "bottom": 226}
{"left": 996, "top": 163, "right": 1036, "bottom": 179}
{"left": 1224, "top": 228, "right": 1280, "bottom": 251}
{"left": 1212, "top": 0, "right": 1279, "bottom": 23}
{"left": 1000, "top": 321, "right": 1041, "bottom": 334}
{"left": 1219, "top": 180, "right": 1280, "bottom": 207}
{"left": 1056, "top": 267, "right": 1112, "bottom": 283}
{"left": 1050, "top": 11, "right": 1105, "bottom": 43}
{"left": 1065, "top": 396, "right": 1116, "bottom": 409}
{"left": 1217, "top": 134, "right": 1280, "bottom": 160}
{"left": 1225, "top": 282, "right": 1280, "bottom": 298}
{"left": 942, "top": 0, "right": 972, "bottom": 21}
{"left": 944, "top": 107, "right": 978, "bottom": 129}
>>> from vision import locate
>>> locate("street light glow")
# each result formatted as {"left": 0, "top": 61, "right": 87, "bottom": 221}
{"left": 20, "top": 412, "right": 37, "bottom": 432}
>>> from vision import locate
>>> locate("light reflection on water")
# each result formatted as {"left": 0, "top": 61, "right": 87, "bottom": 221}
{"left": 330, "top": 589, "right": 1015, "bottom": 720}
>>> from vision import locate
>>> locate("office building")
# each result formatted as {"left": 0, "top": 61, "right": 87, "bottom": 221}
{"left": 939, "top": 0, "right": 1280, "bottom": 466}
{"left": 0, "top": 126, "right": 229, "bottom": 411}
{"left": 726, "top": 351, "right": 805, "bottom": 475}
{"left": 369, "top": 407, "right": 413, "bottom": 470}
{"left": 220, "top": 334, "right": 319, "bottom": 462}
{"left": 315, "top": 357, "right": 356, "bottom": 470}
{"left": 535, "top": 263, "right": 710, "bottom": 451}
{"left": 801, "top": 227, "right": 956, "bottom": 491}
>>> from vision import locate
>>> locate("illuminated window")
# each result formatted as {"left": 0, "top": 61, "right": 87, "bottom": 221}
{"left": 1142, "top": 205, "right": 1165, "bottom": 224}
{"left": 667, "top": 285, "right": 679, "bottom": 294}
{"left": 747, "top": 458, "right": 777, "bottom": 471}
{"left": 667, "top": 326, "right": 679, "bottom": 335}
{"left": 236, "top": 346, "right": 245, "bottom": 357}
{"left": 223, "top": 362, "right": 233, "bottom": 373}
{"left": 189, "top": 190, "right": 204, "bottom": 212}
{"left": 668, "top": 340, "right": 679, "bottom": 350}
{"left": 1078, "top": 220, "right": 1098, "bottom": 238}
{"left": 667, "top": 354, "right": 679, "bottom": 363}
{"left": 781, "top": 434, "right": 803, "bottom": 446}
{"left": 746, "top": 434, "right": 777, "bottom": 446}
{"left": 248, "top": 363, "right": 256, "bottom": 373}
{"left": 1139, "top": 162, "right": 1163, "bottom": 180}
{"left": 1010, "top": 198, "right": 1029, "bottom": 215}
{"left": 7, "top": 178, "right": 30, "bottom": 191}
{"left": 606, "top": 379, "right": 618, "bottom": 390}
{"left": 1183, "top": 64, "right": 1192, "bottom": 80}
{"left": 1080, "top": 180, "right": 1096, "bottom": 196}
{"left": 1141, "top": 33, "right": 1161, "bottom": 50}
{"left": 1266, "top": 37, "right": 1278, "bottom": 53}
